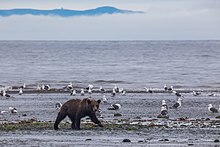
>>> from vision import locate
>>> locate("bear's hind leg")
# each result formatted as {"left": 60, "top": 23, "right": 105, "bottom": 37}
{"left": 68, "top": 115, "right": 76, "bottom": 130}
{"left": 54, "top": 112, "right": 67, "bottom": 130}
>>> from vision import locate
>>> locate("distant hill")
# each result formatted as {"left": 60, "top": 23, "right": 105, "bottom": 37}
{"left": 0, "top": 6, "right": 143, "bottom": 17}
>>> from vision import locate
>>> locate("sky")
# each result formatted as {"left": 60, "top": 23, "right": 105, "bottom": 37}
{"left": 0, "top": 0, "right": 220, "bottom": 40}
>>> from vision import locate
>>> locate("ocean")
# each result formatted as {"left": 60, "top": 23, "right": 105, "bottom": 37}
{"left": 0, "top": 40, "right": 220, "bottom": 90}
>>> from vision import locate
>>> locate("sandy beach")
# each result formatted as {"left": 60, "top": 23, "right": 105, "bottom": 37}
{"left": 0, "top": 88, "right": 220, "bottom": 146}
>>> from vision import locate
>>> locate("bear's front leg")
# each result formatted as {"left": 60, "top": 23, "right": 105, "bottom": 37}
{"left": 75, "top": 116, "right": 81, "bottom": 130}
{"left": 90, "top": 113, "right": 103, "bottom": 127}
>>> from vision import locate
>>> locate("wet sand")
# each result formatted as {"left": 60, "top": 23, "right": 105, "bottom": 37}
{"left": 0, "top": 90, "right": 220, "bottom": 146}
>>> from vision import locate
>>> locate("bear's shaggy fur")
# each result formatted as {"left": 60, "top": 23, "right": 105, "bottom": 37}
{"left": 54, "top": 98, "right": 103, "bottom": 130}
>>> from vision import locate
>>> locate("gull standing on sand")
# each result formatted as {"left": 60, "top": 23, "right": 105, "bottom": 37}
{"left": 0, "top": 90, "right": 11, "bottom": 98}
{"left": 172, "top": 90, "right": 183, "bottom": 97}
{"left": 144, "top": 87, "right": 153, "bottom": 93}
{"left": 192, "top": 91, "right": 200, "bottom": 96}
{"left": 81, "top": 89, "right": 85, "bottom": 96}
{"left": 66, "top": 82, "right": 73, "bottom": 91}
{"left": 164, "top": 84, "right": 168, "bottom": 91}
{"left": 99, "top": 86, "right": 105, "bottom": 93}
{"left": 208, "top": 104, "right": 218, "bottom": 113}
{"left": 102, "top": 95, "right": 108, "bottom": 104}
{"left": 171, "top": 97, "right": 182, "bottom": 109}
{"left": 55, "top": 102, "right": 62, "bottom": 110}
{"left": 88, "top": 87, "right": 92, "bottom": 94}
{"left": 112, "top": 88, "right": 116, "bottom": 97}
{"left": 9, "top": 107, "right": 17, "bottom": 113}
{"left": 18, "top": 88, "right": 23, "bottom": 95}
{"left": 70, "top": 89, "right": 76, "bottom": 96}
{"left": 108, "top": 103, "right": 121, "bottom": 112}
{"left": 162, "top": 100, "right": 168, "bottom": 109}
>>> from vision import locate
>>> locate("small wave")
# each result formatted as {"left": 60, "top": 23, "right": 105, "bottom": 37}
{"left": 94, "top": 80, "right": 127, "bottom": 84}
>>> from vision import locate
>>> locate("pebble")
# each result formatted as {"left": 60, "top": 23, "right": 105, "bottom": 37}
{"left": 214, "top": 139, "right": 219, "bottom": 142}
{"left": 85, "top": 139, "right": 92, "bottom": 141}
{"left": 114, "top": 113, "right": 122, "bottom": 117}
{"left": 122, "top": 139, "right": 131, "bottom": 142}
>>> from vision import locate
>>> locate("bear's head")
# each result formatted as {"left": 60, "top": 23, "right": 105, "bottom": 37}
{"left": 87, "top": 99, "right": 101, "bottom": 113}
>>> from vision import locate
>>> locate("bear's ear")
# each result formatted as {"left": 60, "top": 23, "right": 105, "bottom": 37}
{"left": 97, "top": 99, "right": 101, "bottom": 104}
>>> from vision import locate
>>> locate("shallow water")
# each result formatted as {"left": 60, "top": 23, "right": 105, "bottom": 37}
{"left": 0, "top": 40, "right": 220, "bottom": 89}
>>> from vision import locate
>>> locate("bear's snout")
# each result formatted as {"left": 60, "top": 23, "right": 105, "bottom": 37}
{"left": 93, "top": 106, "right": 98, "bottom": 112}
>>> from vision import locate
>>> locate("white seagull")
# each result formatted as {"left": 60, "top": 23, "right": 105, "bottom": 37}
{"left": 88, "top": 87, "right": 92, "bottom": 94}
{"left": 162, "top": 100, "right": 168, "bottom": 109}
{"left": 9, "top": 107, "right": 17, "bottom": 113}
{"left": 102, "top": 95, "right": 108, "bottom": 104}
{"left": 0, "top": 90, "right": 11, "bottom": 98}
{"left": 19, "top": 88, "right": 23, "bottom": 95}
{"left": 99, "top": 86, "right": 105, "bottom": 93}
{"left": 81, "top": 89, "right": 85, "bottom": 96}
{"left": 192, "top": 91, "right": 200, "bottom": 96}
{"left": 161, "top": 106, "right": 168, "bottom": 116}
{"left": 208, "top": 104, "right": 218, "bottom": 113}
{"left": 70, "top": 89, "right": 76, "bottom": 96}
{"left": 172, "top": 97, "right": 182, "bottom": 109}
{"left": 108, "top": 103, "right": 121, "bottom": 111}
{"left": 55, "top": 102, "right": 62, "bottom": 110}
{"left": 66, "top": 82, "right": 73, "bottom": 91}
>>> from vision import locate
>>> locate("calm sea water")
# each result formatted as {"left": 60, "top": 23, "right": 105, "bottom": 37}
{"left": 0, "top": 40, "right": 220, "bottom": 89}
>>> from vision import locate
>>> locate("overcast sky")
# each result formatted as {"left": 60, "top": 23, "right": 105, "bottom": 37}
{"left": 0, "top": 0, "right": 219, "bottom": 40}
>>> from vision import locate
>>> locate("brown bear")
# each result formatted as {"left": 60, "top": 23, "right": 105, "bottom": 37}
{"left": 54, "top": 98, "right": 103, "bottom": 130}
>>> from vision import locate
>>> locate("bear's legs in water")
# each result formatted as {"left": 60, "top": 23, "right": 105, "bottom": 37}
{"left": 54, "top": 112, "right": 67, "bottom": 130}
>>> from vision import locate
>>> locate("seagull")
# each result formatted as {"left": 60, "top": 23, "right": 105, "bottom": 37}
{"left": 161, "top": 106, "right": 168, "bottom": 116}
{"left": 168, "top": 86, "right": 173, "bottom": 91}
{"left": 99, "top": 86, "right": 105, "bottom": 93}
{"left": 86, "top": 84, "right": 94, "bottom": 90}
{"left": 9, "top": 107, "right": 17, "bottom": 113}
{"left": 18, "top": 88, "right": 23, "bottom": 95}
{"left": 66, "top": 82, "right": 73, "bottom": 91}
{"left": 111, "top": 88, "right": 116, "bottom": 97}
{"left": 102, "top": 95, "right": 108, "bottom": 104}
{"left": 70, "top": 89, "right": 76, "bottom": 96}
{"left": 0, "top": 110, "right": 8, "bottom": 114}
{"left": 172, "top": 90, "right": 182, "bottom": 97}
{"left": 81, "top": 89, "right": 85, "bottom": 96}
{"left": 192, "top": 91, "right": 200, "bottom": 96}
{"left": 55, "top": 102, "right": 62, "bottom": 110}
{"left": 144, "top": 87, "right": 153, "bottom": 93}
{"left": 108, "top": 103, "right": 121, "bottom": 111}
{"left": 37, "top": 85, "right": 41, "bottom": 90}
{"left": 121, "top": 90, "right": 126, "bottom": 96}
{"left": 88, "top": 87, "right": 92, "bottom": 94}
{"left": 162, "top": 100, "right": 168, "bottom": 109}
{"left": 0, "top": 90, "right": 11, "bottom": 98}
{"left": 44, "top": 85, "right": 50, "bottom": 90}
{"left": 172, "top": 97, "right": 182, "bottom": 109}
{"left": 164, "top": 84, "right": 168, "bottom": 91}
{"left": 20, "top": 83, "right": 26, "bottom": 89}
{"left": 208, "top": 104, "right": 218, "bottom": 113}
{"left": 114, "top": 84, "right": 119, "bottom": 93}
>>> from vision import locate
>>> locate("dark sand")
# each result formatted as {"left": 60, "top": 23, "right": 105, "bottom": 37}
{"left": 0, "top": 90, "right": 220, "bottom": 146}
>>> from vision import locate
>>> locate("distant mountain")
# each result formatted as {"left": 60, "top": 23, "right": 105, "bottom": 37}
{"left": 0, "top": 6, "right": 143, "bottom": 17}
